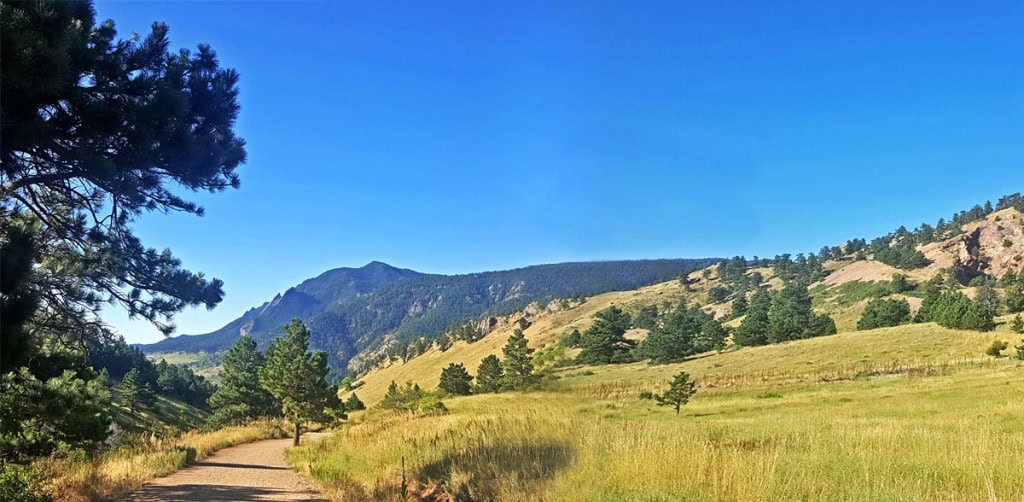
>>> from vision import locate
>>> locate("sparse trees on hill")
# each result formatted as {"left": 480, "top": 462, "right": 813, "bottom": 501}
{"left": 259, "top": 319, "right": 343, "bottom": 445}
{"left": 208, "top": 336, "right": 278, "bottom": 427}
{"left": 438, "top": 363, "right": 473, "bottom": 396}
{"left": 577, "top": 306, "right": 634, "bottom": 364}
{"left": 654, "top": 372, "right": 697, "bottom": 416}
{"left": 857, "top": 298, "right": 912, "bottom": 330}
{"left": 475, "top": 355, "right": 504, "bottom": 393}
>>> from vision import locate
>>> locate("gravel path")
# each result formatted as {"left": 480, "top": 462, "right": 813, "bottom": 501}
{"left": 127, "top": 433, "right": 329, "bottom": 501}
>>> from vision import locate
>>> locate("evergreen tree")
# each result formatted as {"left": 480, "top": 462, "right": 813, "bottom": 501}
{"left": 654, "top": 372, "right": 697, "bottom": 415}
{"left": 857, "top": 298, "right": 912, "bottom": 330}
{"left": 767, "top": 282, "right": 836, "bottom": 342}
{"left": 1, "top": 0, "right": 244, "bottom": 460}
{"left": 641, "top": 306, "right": 700, "bottom": 363}
{"left": 208, "top": 336, "right": 277, "bottom": 427}
{"left": 344, "top": 393, "right": 366, "bottom": 411}
{"left": 501, "top": 330, "right": 536, "bottom": 390}
{"left": 577, "top": 306, "right": 635, "bottom": 364}
{"left": 259, "top": 319, "right": 342, "bottom": 445}
{"left": 1010, "top": 314, "right": 1024, "bottom": 334}
{"left": 474, "top": 355, "right": 504, "bottom": 393}
{"left": 731, "top": 294, "right": 749, "bottom": 318}
{"left": 734, "top": 290, "right": 771, "bottom": 346}
{"left": 633, "top": 305, "right": 660, "bottom": 330}
{"left": 120, "top": 367, "right": 142, "bottom": 414}
{"left": 1006, "top": 283, "right": 1024, "bottom": 313}
{"left": 562, "top": 328, "right": 583, "bottom": 348}
{"left": 975, "top": 283, "right": 1002, "bottom": 319}
{"left": 438, "top": 363, "right": 473, "bottom": 395}
{"left": 930, "top": 291, "right": 995, "bottom": 331}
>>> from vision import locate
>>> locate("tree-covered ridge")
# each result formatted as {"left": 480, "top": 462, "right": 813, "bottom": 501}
{"left": 141, "top": 258, "right": 718, "bottom": 371}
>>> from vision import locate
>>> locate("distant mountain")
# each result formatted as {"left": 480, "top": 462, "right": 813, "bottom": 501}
{"left": 138, "top": 259, "right": 716, "bottom": 370}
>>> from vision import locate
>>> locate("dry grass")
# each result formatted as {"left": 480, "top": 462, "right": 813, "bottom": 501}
{"left": 292, "top": 361, "right": 1024, "bottom": 501}
{"left": 39, "top": 420, "right": 290, "bottom": 502}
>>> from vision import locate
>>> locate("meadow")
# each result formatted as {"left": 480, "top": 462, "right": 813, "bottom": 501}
{"left": 291, "top": 321, "right": 1024, "bottom": 501}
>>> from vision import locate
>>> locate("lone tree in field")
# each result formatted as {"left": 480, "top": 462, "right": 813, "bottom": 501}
{"left": 501, "top": 329, "right": 535, "bottom": 390}
{"left": 474, "top": 354, "right": 504, "bottom": 393}
{"left": 654, "top": 372, "right": 697, "bottom": 415}
{"left": 344, "top": 393, "right": 366, "bottom": 411}
{"left": 208, "top": 336, "right": 278, "bottom": 427}
{"left": 259, "top": 319, "right": 342, "bottom": 445}
{"left": 438, "top": 363, "right": 473, "bottom": 395}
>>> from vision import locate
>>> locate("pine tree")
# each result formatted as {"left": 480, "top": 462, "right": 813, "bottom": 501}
{"left": 654, "top": 372, "right": 697, "bottom": 415}
{"left": 208, "top": 336, "right": 277, "bottom": 427}
{"left": 975, "top": 283, "right": 1002, "bottom": 319}
{"left": 120, "top": 367, "right": 142, "bottom": 414}
{"left": 474, "top": 355, "right": 504, "bottom": 393}
{"left": 640, "top": 305, "right": 702, "bottom": 363}
{"left": 344, "top": 393, "right": 366, "bottom": 411}
{"left": 735, "top": 290, "right": 771, "bottom": 346}
{"left": 1006, "top": 283, "right": 1024, "bottom": 313}
{"left": 577, "top": 306, "right": 635, "bottom": 364}
{"left": 259, "top": 319, "right": 341, "bottom": 445}
{"left": 857, "top": 298, "right": 911, "bottom": 330}
{"left": 438, "top": 363, "right": 473, "bottom": 395}
{"left": 1010, "top": 314, "right": 1024, "bottom": 334}
{"left": 731, "top": 294, "right": 749, "bottom": 318}
{"left": 501, "top": 330, "right": 535, "bottom": 390}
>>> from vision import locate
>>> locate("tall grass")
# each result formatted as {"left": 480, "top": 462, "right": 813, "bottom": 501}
{"left": 38, "top": 420, "right": 289, "bottom": 501}
{"left": 292, "top": 363, "right": 1024, "bottom": 501}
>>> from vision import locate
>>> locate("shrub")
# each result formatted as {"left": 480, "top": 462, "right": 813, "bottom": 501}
{"left": 857, "top": 298, "right": 911, "bottom": 330}
{"left": 1010, "top": 314, "right": 1024, "bottom": 334}
{"left": 0, "top": 464, "right": 51, "bottom": 502}
{"left": 985, "top": 340, "right": 1009, "bottom": 357}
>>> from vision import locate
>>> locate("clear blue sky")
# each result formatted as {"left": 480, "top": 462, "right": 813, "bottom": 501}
{"left": 96, "top": 1, "right": 1023, "bottom": 344}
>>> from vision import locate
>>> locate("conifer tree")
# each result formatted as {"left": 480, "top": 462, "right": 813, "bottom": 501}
{"left": 438, "top": 363, "right": 473, "bottom": 395}
{"left": 501, "top": 330, "right": 535, "bottom": 390}
{"left": 577, "top": 306, "right": 635, "bottom": 364}
{"left": 120, "top": 367, "right": 142, "bottom": 414}
{"left": 731, "top": 294, "right": 749, "bottom": 318}
{"left": 654, "top": 372, "right": 697, "bottom": 415}
{"left": 208, "top": 336, "right": 277, "bottom": 427}
{"left": 1006, "top": 283, "right": 1024, "bottom": 313}
{"left": 259, "top": 319, "right": 341, "bottom": 445}
{"left": 735, "top": 290, "right": 771, "bottom": 346}
{"left": 344, "top": 393, "right": 366, "bottom": 411}
{"left": 474, "top": 355, "right": 504, "bottom": 393}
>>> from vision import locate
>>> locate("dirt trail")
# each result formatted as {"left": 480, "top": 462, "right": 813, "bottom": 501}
{"left": 127, "top": 433, "right": 328, "bottom": 501}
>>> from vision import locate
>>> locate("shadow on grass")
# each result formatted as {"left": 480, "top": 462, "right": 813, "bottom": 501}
{"left": 414, "top": 439, "right": 577, "bottom": 500}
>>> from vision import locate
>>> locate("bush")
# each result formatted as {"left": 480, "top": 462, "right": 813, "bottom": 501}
{"left": 0, "top": 464, "right": 51, "bottom": 502}
{"left": 857, "top": 298, "right": 911, "bottom": 330}
{"left": 930, "top": 291, "right": 995, "bottom": 331}
{"left": 985, "top": 340, "right": 1009, "bottom": 357}
{"left": 1010, "top": 314, "right": 1024, "bottom": 334}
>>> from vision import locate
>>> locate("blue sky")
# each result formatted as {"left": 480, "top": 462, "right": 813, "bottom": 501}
{"left": 96, "top": 1, "right": 1023, "bottom": 344}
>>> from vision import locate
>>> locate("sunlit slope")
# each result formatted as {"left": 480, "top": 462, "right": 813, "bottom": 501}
{"left": 350, "top": 289, "right": 1021, "bottom": 405}
{"left": 349, "top": 280, "right": 688, "bottom": 403}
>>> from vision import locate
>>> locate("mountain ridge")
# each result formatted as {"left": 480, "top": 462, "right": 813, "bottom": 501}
{"left": 138, "top": 258, "right": 717, "bottom": 370}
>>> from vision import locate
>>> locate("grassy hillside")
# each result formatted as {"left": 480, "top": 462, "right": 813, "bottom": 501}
{"left": 293, "top": 323, "right": 1024, "bottom": 500}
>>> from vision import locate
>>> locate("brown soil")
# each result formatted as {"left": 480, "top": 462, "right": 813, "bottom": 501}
{"left": 126, "top": 434, "right": 329, "bottom": 502}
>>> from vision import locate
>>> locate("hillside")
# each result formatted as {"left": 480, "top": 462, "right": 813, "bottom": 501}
{"left": 345, "top": 206, "right": 1024, "bottom": 403}
{"left": 139, "top": 259, "right": 716, "bottom": 370}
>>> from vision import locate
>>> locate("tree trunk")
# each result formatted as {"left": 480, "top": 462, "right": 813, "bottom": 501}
{"left": 293, "top": 422, "right": 301, "bottom": 446}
